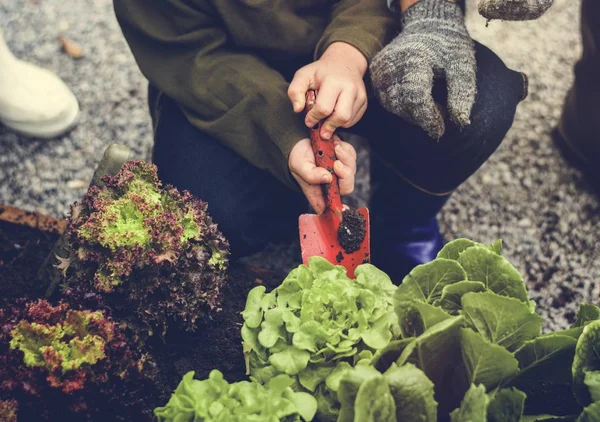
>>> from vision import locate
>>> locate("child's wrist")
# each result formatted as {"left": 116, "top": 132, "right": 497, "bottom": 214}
{"left": 321, "top": 42, "right": 368, "bottom": 76}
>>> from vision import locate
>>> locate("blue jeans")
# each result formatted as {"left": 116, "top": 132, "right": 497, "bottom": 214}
{"left": 150, "top": 42, "right": 526, "bottom": 264}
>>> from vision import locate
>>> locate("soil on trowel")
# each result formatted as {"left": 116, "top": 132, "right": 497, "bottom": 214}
{"left": 0, "top": 220, "right": 58, "bottom": 299}
{"left": 338, "top": 209, "right": 366, "bottom": 253}
{"left": 148, "top": 264, "right": 285, "bottom": 400}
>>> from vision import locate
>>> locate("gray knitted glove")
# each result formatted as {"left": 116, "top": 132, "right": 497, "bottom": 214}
{"left": 478, "top": 0, "right": 554, "bottom": 21}
{"left": 370, "top": 0, "right": 476, "bottom": 139}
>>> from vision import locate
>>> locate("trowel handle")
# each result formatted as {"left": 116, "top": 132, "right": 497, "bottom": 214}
{"left": 306, "top": 90, "right": 343, "bottom": 216}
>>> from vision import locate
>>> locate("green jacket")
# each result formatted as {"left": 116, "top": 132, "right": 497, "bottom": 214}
{"left": 114, "top": 0, "right": 397, "bottom": 189}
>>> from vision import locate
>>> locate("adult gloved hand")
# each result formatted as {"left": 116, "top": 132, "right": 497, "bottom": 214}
{"left": 478, "top": 0, "right": 554, "bottom": 21}
{"left": 370, "top": 0, "right": 476, "bottom": 139}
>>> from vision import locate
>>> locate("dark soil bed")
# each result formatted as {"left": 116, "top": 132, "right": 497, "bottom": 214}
{"left": 0, "top": 220, "right": 59, "bottom": 298}
{"left": 0, "top": 218, "right": 286, "bottom": 420}
{"left": 148, "top": 264, "right": 284, "bottom": 401}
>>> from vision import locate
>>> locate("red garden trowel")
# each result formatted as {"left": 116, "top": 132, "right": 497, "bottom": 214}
{"left": 299, "top": 90, "right": 370, "bottom": 278}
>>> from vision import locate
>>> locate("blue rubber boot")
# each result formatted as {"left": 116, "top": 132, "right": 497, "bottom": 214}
{"left": 369, "top": 168, "right": 451, "bottom": 284}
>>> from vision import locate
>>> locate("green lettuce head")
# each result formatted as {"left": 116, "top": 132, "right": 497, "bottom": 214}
{"left": 241, "top": 257, "right": 400, "bottom": 420}
{"left": 154, "top": 370, "right": 317, "bottom": 421}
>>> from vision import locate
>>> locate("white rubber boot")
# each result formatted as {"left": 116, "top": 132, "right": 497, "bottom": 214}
{"left": 0, "top": 29, "right": 80, "bottom": 139}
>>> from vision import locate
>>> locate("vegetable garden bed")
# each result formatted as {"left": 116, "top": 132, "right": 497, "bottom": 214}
{"left": 0, "top": 204, "right": 284, "bottom": 421}
{"left": 2, "top": 160, "right": 600, "bottom": 422}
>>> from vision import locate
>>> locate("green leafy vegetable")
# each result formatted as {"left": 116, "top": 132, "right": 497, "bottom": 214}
{"left": 241, "top": 257, "right": 400, "bottom": 420}
{"left": 154, "top": 370, "right": 317, "bottom": 421}
{"left": 353, "top": 374, "right": 396, "bottom": 422}
{"left": 234, "top": 237, "right": 600, "bottom": 422}
{"left": 487, "top": 388, "right": 526, "bottom": 422}
{"left": 394, "top": 259, "right": 467, "bottom": 305}
{"left": 460, "top": 328, "right": 519, "bottom": 389}
{"left": 62, "top": 161, "right": 230, "bottom": 335}
{"left": 438, "top": 281, "right": 486, "bottom": 315}
{"left": 572, "top": 304, "right": 600, "bottom": 328}
{"left": 384, "top": 363, "right": 437, "bottom": 422}
{"left": 573, "top": 321, "right": 600, "bottom": 406}
{"left": 457, "top": 246, "right": 528, "bottom": 302}
{"left": 461, "top": 292, "right": 542, "bottom": 352}
{"left": 450, "top": 384, "right": 489, "bottom": 422}
{"left": 577, "top": 401, "right": 600, "bottom": 422}
{"left": 337, "top": 363, "right": 437, "bottom": 422}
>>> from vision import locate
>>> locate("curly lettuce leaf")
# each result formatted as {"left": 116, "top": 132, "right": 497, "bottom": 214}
{"left": 154, "top": 370, "right": 316, "bottom": 422}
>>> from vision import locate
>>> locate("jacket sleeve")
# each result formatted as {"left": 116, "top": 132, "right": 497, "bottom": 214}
{"left": 315, "top": 0, "right": 397, "bottom": 63}
{"left": 113, "top": 0, "right": 308, "bottom": 190}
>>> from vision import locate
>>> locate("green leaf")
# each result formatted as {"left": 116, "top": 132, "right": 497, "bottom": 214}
{"left": 521, "top": 416, "right": 577, "bottom": 422}
{"left": 361, "top": 311, "right": 395, "bottom": 349}
{"left": 461, "top": 292, "right": 542, "bottom": 352}
{"left": 450, "top": 384, "right": 489, "bottom": 422}
{"left": 584, "top": 371, "right": 600, "bottom": 403}
{"left": 487, "top": 387, "right": 526, "bottom": 422}
{"left": 241, "top": 286, "right": 266, "bottom": 329}
{"left": 577, "top": 401, "right": 600, "bottom": 422}
{"left": 457, "top": 246, "right": 528, "bottom": 302}
{"left": 541, "top": 327, "right": 585, "bottom": 340}
{"left": 258, "top": 307, "right": 285, "bottom": 348}
{"left": 353, "top": 375, "right": 396, "bottom": 422}
{"left": 298, "top": 363, "right": 335, "bottom": 392}
{"left": 314, "top": 386, "right": 340, "bottom": 422}
{"left": 437, "top": 239, "right": 479, "bottom": 260}
{"left": 268, "top": 346, "right": 310, "bottom": 376}
{"left": 371, "top": 338, "right": 415, "bottom": 373}
{"left": 394, "top": 258, "right": 467, "bottom": 304}
{"left": 288, "top": 391, "right": 318, "bottom": 422}
{"left": 337, "top": 365, "right": 382, "bottom": 422}
{"left": 307, "top": 255, "right": 342, "bottom": 278}
{"left": 573, "top": 321, "right": 600, "bottom": 406}
{"left": 354, "top": 264, "right": 397, "bottom": 299}
{"left": 572, "top": 304, "right": 600, "bottom": 328}
{"left": 438, "top": 281, "right": 486, "bottom": 315}
{"left": 489, "top": 239, "right": 503, "bottom": 256}
{"left": 460, "top": 328, "right": 519, "bottom": 389}
{"left": 325, "top": 361, "right": 354, "bottom": 393}
{"left": 397, "top": 300, "right": 452, "bottom": 338}
{"left": 510, "top": 334, "right": 580, "bottom": 417}
{"left": 384, "top": 363, "right": 437, "bottom": 422}
{"left": 398, "top": 316, "right": 465, "bottom": 413}
{"left": 515, "top": 334, "right": 577, "bottom": 374}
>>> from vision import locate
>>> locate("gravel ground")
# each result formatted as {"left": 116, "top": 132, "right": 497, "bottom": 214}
{"left": 0, "top": 0, "right": 595, "bottom": 331}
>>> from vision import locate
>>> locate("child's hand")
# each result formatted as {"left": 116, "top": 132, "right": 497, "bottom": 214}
{"left": 289, "top": 135, "right": 356, "bottom": 214}
{"left": 288, "top": 42, "right": 368, "bottom": 141}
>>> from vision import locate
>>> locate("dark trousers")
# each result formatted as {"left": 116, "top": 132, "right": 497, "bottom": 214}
{"left": 560, "top": 0, "right": 600, "bottom": 155}
{"left": 150, "top": 42, "right": 526, "bottom": 263}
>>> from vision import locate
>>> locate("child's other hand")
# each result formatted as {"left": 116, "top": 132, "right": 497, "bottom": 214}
{"left": 288, "top": 42, "right": 368, "bottom": 141}
{"left": 289, "top": 135, "right": 357, "bottom": 213}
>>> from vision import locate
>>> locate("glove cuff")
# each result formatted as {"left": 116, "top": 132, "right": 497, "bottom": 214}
{"left": 402, "top": 0, "right": 464, "bottom": 25}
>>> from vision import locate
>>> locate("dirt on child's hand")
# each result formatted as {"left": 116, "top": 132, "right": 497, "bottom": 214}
{"left": 289, "top": 135, "right": 357, "bottom": 213}
{"left": 288, "top": 42, "right": 368, "bottom": 141}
